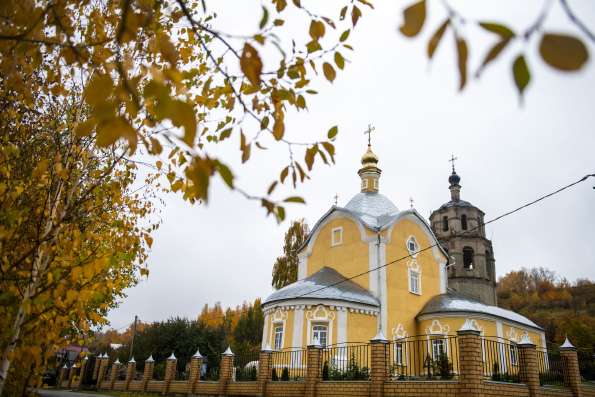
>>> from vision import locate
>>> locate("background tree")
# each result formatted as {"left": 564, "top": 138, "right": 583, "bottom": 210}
{"left": 497, "top": 267, "right": 595, "bottom": 349}
{"left": 0, "top": 91, "right": 157, "bottom": 394}
{"left": 271, "top": 219, "right": 309, "bottom": 289}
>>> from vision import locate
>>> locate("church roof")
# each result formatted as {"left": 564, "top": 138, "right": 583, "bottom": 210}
{"left": 344, "top": 192, "right": 399, "bottom": 229}
{"left": 263, "top": 267, "right": 380, "bottom": 307}
{"left": 436, "top": 199, "right": 480, "bottom": 211}
{"left": 417, "top": 291, "right": 542, "bottom": 330}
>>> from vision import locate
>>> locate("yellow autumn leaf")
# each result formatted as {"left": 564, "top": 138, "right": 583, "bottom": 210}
{"left": 240, "top": 43, "right": 263, "bottom": 86}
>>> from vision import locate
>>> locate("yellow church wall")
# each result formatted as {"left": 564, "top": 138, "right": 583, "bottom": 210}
{"left": 306, "top": 216, "right": 371, "bottom": 291}
{"left": 384, "top": 218, "right": 444, "bottom": 340}
{"left": 347, "top": 312, "right": 377, "bottom": 343}
{"left": 501, "top": 323, "right": 545, "bottom": 348}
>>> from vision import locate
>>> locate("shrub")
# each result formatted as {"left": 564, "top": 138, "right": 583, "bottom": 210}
{"left": 322, "top": 361, "right": 329, "bottom": 381}
{"left": 271, "top": 368, "right": 278, "bottom": 381}
{"left": 281, "top": 367, "right": 290, "bottom": 381}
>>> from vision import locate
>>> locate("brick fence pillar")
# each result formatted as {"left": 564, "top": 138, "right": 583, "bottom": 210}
{"left": 457, "top": 321, "right": 483, "bottom": 397}
{"left": 219, "top": 346, "right": 235, "bottom": 396}
{"left": 74, "top": 357, "right": 88, "bottom": 390}
{"left": 560, "top": 338, "right": 582, "bottom": 397}
{"left": 57, "top": 364, "right": 68, "bottom": 388}
{"left": 163, "top": 352, "right": 177, "bottom": 395}
{"left": 109, "top": 359, "right": 121, "bottom": 390}
{"left": 124, "top": 358, "right": 136, "bottom": 391}
{"left": 92, "top": 355, "right": 100, "bottom": 381}
{"left": 258, "top": 344, "right": 273, "bottom": 396}
{"left": 518, "top": 335, "right": 540, "bottom": 397}
{"left": 142, "top": 355, "right": 155, "bottom": 392}
{"left": 370, "top": 331, "right": 389, "bottom": 397}
{"left": 305, "top": 339, "right": 322, "bottom": 397}
{"left": 188, "top": 349, "right": 204, "bottom": 394}
{"left": 96, "top": 355, "right": 108, "bottom": 389}
{"left": 67, "top": 364, "right": 76, "bottom": 388}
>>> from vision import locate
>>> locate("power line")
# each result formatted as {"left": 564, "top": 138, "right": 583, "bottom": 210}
{"left": 292, "top": 173, "right": 595, "bottom": 300}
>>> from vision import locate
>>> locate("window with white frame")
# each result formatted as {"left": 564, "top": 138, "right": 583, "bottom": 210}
{"left": 510, "top": 343, "right": 518, "bottom": 366}
{"left": 312, "top": 323, "right": 328, "bottom": 347}
{"left": 432, "top": 338, "right": 447, "bottom": 360}
{"left": 331, "top": 227, "right": 343, "bottom": 246}
{"left": 406, "top": 237, "right": 419, "bottom": 257}
{"left": 394, "top": 342, "right": 404, "bottom": 365}
{"left": 274, "top": 324, "right": 284, "bottom": 350}
{"left": 408, "top": 267, "right": 421, "bottom": 295}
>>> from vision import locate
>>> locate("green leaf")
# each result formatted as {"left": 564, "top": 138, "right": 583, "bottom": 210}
{"left": 456, "top": 37, "right": 468, "bottom": 91}
{"left": 539, "top": 33, "right": 589, "bottom": 71}
{"left": 323, "top": 62, "right": 336, "bottom": 82}
{"left": 339, "top": 30, "right": 350, "bottom": 42}
{"left": 334, "top": 52, "right": 345, "bottom": 69}
{"left": 259, "top": 6, "right": 269, "bottom": 29}
{"left": 305, "top": 146, "right": 317, "bottom": 170}
{"left": 399, "top": 0, "right": 426, "bottom": 37}
{"left": 284, "top": 196, "right": 306, "bottom": 204}
{"left": 280, "top": 166, "right": 289, "bottom": 183}
{"left": 512, "top": 54, "right": 530, "bottom": 100}
{"left": 476, "top": 39, "right": 510, "bottom": 77}
{"left": 216, "top": 161, "right": 234, "bottom": 188}
{"left": 309, "top": 20, "right": 325, "bottom": 40}
{"left": 427, "top": 19, "right": 449, "bottom": 59}
{"left": 267, "top": 181, "right": 278, "bottom": 195}
{"left": 327, "top": 125, "right": 338, "bottom": 140}
{"left": 479, "top": 22, "right": 515, "bottom": 39}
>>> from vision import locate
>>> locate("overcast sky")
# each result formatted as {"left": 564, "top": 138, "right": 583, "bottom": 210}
{"left": 106, "top": 0, "right": 595, "bottom": 330}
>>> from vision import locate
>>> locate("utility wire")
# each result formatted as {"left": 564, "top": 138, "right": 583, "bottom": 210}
{"left": 292, "top": 173, "right": 595, "bottom": 300}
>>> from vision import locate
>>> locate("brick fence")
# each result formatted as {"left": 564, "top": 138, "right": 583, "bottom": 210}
{"left": 57, "top": 330, "right": 594, "bottom": 397}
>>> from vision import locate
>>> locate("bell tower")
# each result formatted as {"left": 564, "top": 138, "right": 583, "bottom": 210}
{"left": 429, "top": 159, "right": 497, "bottom": 305}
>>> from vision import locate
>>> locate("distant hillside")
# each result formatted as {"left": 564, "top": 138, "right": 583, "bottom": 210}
{"left": 497, "top": 267, "right": 595, "bottom": 349}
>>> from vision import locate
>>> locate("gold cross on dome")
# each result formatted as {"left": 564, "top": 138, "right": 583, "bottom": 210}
{"left": 449, "top": 154, "right": 458, "bottom": 172}
{"left": 364, "top": 124, "right": 375, "bottom": 146}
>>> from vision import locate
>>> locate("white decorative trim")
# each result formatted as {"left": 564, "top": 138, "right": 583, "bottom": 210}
{"left": 297, "top": 253, "right": 307, "bottom": 281}
{"left": 406, "top": 236, "right": 419, "bottom": 258}
{"left": 407, "top": 260, "right": 422, "bottom": 295}
{"left": 439, "top": 262, "right": 447, "bottom": 293}
{"left": 292, "top": 308, "right": 304, "bottom": 349}
{"left": 271, "top": 309, "right": 288, "bottom": 350}
{"left": 368, "top": 241, "right": 379, "bottom": 296}
{"left": 378, "top": 240, "right": 388, "bottom": 335}
{"left": 331, "top": 227, "right": 343, "bottom": 247}
{"left": 262, "top": 299, "right": 379, "bottom": 316}
{"left": 416, "top": 312, "right": 543, "bottom": 334}
{"left": 337, "top": 309, "right": 347, "bottom": 345}
{"left": 496, "top": 321, "right": 503, "bottom": 339}
{"left": 392, "top": 323, "right": 409, "bottom": 340}
{"left": 261, "top": 312, "right": 270, "bottom": 349}
{"left": 306, "top": 305, "right": 335, "bottom": 346}
{"left": 426, "top": 319, "right": 450, "bottom": 335}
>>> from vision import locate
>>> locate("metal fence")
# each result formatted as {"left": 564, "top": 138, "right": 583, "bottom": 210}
{"left": 388, "top": 335, "right": 458, "bottom": 380}
{"left": 537, "top": 348, "right": 564, "bottom": 386}
{"left": 481, "top": 337, "right": 520, "bottom": 383}
{"left": 271, "top": 348, "right": 307, "bottom": 381}
{"left": 234, "top": 351, "right": 260, "bottom": 381}
{"left": 578, "top": 349, "right": 595, "bottom": 382}
{"left": 321, "top": 343, "right": 370, "bottom": 381}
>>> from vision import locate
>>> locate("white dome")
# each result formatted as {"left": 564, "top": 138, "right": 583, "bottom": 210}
{"left": 345, "top": 192, "right": 399, "bottom": 217}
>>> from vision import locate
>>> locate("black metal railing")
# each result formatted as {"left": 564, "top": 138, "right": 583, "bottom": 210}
{"left": 481, "top": 337, "right": 520, "bottom": 383}
{"left": 321, "top": 343, "right": 370, "bottom": 381}
{"left": 270, "top": 348, "right": 307, "bottom": 381}
{"left": 537, "top": 348, "right": 564, "bottom": 386}
{"left": 578, "top": 348, "right": 595, "bottom": 382}
{"left": 389, "top": 335, "right": 458, "bottom": 380}
{"left": 234, "top": 351, "right": 260, "bottom": 381}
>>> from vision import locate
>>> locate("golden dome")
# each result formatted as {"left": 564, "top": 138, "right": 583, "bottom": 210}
{"left": 361, "top": 145, "right": 379, "bottom": 167}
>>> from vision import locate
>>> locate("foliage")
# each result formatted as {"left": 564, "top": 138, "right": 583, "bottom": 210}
{"left": 281, "top": 366, "right": 290, "bottom": 381}
{"left": 271, "top": 219, "right": 309, "bottom": 289}
{"left": 398, "top": 0, "right": 592, "bottom": 100}
{"left": 497, "top": 267, "right": 595, "bottom": 350}
{"left": 271, "top": 367, "right": 279, "bottom": 381}
{"left": 327, "top": 353, "right": 369, "bottom": 381}
{"left": 434, "top": 353, "right": 453, "bottom": 380}
{"left": 322, "top": 361, "right": 329, "bottom": 381}
{"left": 0, "top": 0, "right": 373, "bottom": 222}
{"left": 0, "top": 91, "right": 156, "bottom": 395}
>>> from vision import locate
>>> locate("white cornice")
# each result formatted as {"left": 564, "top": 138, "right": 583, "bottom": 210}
{"left": 262, "top": 299, "right": 379, "bottom": 316}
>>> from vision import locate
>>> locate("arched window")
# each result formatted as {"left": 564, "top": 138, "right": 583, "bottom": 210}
{"left": 442, "top": 216, "right": 448, "bottom": 231}
{"left": 461, "top": 214, "right": 468, "bottom": 230}
{"left": 463, "top": 247, "right": 474, "bottom": 270}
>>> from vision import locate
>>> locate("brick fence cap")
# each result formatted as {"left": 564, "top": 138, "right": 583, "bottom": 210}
{"left": 63, "top": 364, "right": 68, "bottom": 369}
{"left": 560, "top": 337, "right": 575, "bottom": 350}
{"left": 83, "top": 356, "right": 89, "bottom": 361}
{"left": 517, "top": 333, "right": 535, "bottom": 346}
{"left": 192, "top": 348, "right": 203, "bottom": 358}
{"left": 168, "top": 352, "right": 176, "bottom": 360}
{"left": 223, "top": 346, "right": 234, "bottom": 356}
{"left": 114, "top": 358, "right": 121, "bottom": 365}
{"left": 371, "top": 330, "right": 388, "bottom": 342}
{"left": 129, "top": 357, "right": 136, "bottom": 363}
{"left": 146, "top": 355, "right": 154, "bottom": 362}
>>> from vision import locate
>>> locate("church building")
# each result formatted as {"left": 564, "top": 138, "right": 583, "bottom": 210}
{"left": 261, "top": 142, "right": 545, "bottom": 351}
